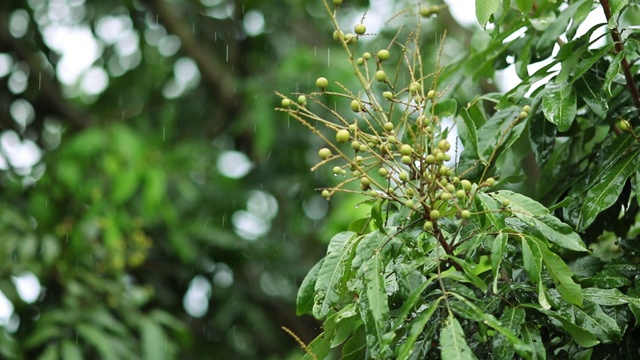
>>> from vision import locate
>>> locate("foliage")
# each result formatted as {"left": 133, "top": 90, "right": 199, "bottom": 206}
{"left": 283, "top": 0, "right": 640, "bottom": 358}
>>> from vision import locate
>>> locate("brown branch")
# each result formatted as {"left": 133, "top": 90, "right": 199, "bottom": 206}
{"left": 0, "top": 13, "right": 93, "bottom": 130}
{"left": 144, "top": 0, "right": 237, "bottom": 106}
{"left": 599, "top": 0, "right": 640, "bottom": 110}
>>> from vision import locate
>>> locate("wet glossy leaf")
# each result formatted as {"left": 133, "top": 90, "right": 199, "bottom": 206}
{"left": 396, "top": 299, "right": 441, "bottom": 360}
{"left": 574, "top": 301, "right": 621, "bottom": 342}
{"left": 475, "top": 0, "right": 500, "bottom": 26}
{"left": 441, "top": 315, "right": 477, "bottom": 360}
{"left": 515, "top": 0, "right": 534, "bottom": 12}
{"left": 522, "top": 236, "right": 550, "bottom": 309}
{"left": 578, "top": 150, "right": 640, "bottom": 231}
{"left": 575, "top": 76, "right": 608, "bottom": 119}
{"left": 490, "top": 190, "right": 548, "bottom": 216}
{"left": 458, "top": 109, "right": 480, "bottom": 159}
{"left": 491, "top": 233, "right": 507, "bottom": 293}
{"left": 582, "top": 288, "right": 629, "bottom": 306}
{"left": 604, "top": 52, "right": 623, "bottom": 96}
{"left": 313, "top": 231, "right": 358, "bottom": 318}
{"left": 540, "top": 242, "right": 583, "bottom": 306}
{"left": 542, "top": 81, "right": 577, "bottom": 132}
{"left": 529, "top": 112, "right": 556, "bottom": 166}
{"left": 60, "top": 341, "right": 82, "bottom": 360}
{"left": 141, "top": 319, "right": 166, "bottom": 360}
{"left": 301, "top": 333, "right": 331, "bottom": 360}
{"left": 364, "top": 252, "right": 389, "bottom": 340}
{"left": 520, "top": 324, "right": 545, "bottom": 360}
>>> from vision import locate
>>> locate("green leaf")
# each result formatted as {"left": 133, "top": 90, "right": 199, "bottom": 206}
{"left": 60, "top": 341, "right": 83, "bottom": 360}
{"left": 475, "top": 0, "right": 500, "bottom": 26}
{"left": 545, "top": 312, "right": 600, "bottom": 347}
{"left": 609, "top": 0, "right": 629, "bottom": 27}
{"left": 457, "top": 110, "right": 480, "bottom": 159}
{"left": 542, "top": 81, "right": 577, "bottom": 132}
{"left": 574, "top": 76, "right": 608, "bottom": 119}
{"left": 301, "top": 333, "right": 331, "bottom": 360}
{"left": 371, "top": 199, "right": 387, "bottom": 234}
{"left": 604, "top": 52, "right": 623, "bottom": 96}
{"left": 396, "top": 299, "right": 441, "bottom": 360}
{"left": 578, "top": 150, "right": 640, "bottom": 231}
{"left": 522, "top": 236, "right": 550, "bottom": 309}
{"left": 574, "top": 301, "right": 621, "bottom": 342}
{"left": 441, "top": 315, "right": 477, "bottom": 360}
{"left": 529, "top": 111, "right": 557, "bottom": 166}
{"left": 491, "top": 233, "right": 507, "bottom": 293}
{"left": 297, "top": 260, "right": 323, "bottom": 315}
{"left": 515, "top": 0, "right": 534, "bottom": 12}
{"left": 490, "top": 190, "right": 548, "bottom": 216}
{"left": 364, "top": 252, "right": 389, "bottom": 341}
{"left": 448, "top": 257, "right": 488, "bottom": 293}
{"left": 539, "top": 242, "right": 583, "bottom": 306}
{"left": 313, "top": 231, "right": 358, "bottom": 318}
{"left": 38, "top": 345, "right": 59, "bottom": 360}
{"left": 520, "top": 324, "right": 545, "bottom": 360}
{"left": 434, "top": 99, "right": 457, "bottom": 117}
{"left": 141, "top": 318, "right": 166, "bottom": 360}
{"left": 582, "top": 288, "right": 629, "bottom": 306}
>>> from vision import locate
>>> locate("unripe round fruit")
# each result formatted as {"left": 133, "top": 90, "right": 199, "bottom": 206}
{"left": 333, "top": 0, "right": 343, "bottom": 4}
{"left": 354, "top": 24, "right": 366, "bottom": 35}
{"left": 446, "top": 184, "right": 456, "bottom": 193}
{"left": 436, "top": 152, "right": 446, "bottom": 162}
{"left": 430, "top": 209, "right": 440, "bottom": 220}
{"left": 322, "top": 189, "right": 330, "bottom": 198}
{"left": 486, "top": 177, "right": 496, "bottom": 187}
{"left": 523, "top": 105, "right": 531, "bottom": 113}
{"left": 399, "top": 171, "right": 409, "bottom": 181}
{"left": 426, "top": 154, "right": 436, "bottom": 164}
{"left": 409, "top": 82, "right": 420, "bottom": 93}
{"left": 332, "top": 166, "right": 342, "bottom": 175}
{"left": 297, "top": 95, "right": 307, "bottom": 105}
{"left": 502, "top": 199, "right": 510, "bottom": 207}
{"left": 336, "top": 129, "right": 350, "bottom": 143}
{"left": 348, "top": 123, "right": 357, "bottom": 131}
{"left": 405, "top": 199, "right": 414, "bottom": 208}
{"left": 438, "top": 139, "right": 451, "bottom": 152}
{"left": 377, "top": 49, "right": 390, "bottom": 61}
{"left": 318, "top": 148, "right": 332, "bottom": 159}
{"left": 456, "top": 189, "right": 466, "bottom": 199}
{"left": 344, "top": 33, "right": 356, "bottom": 44}
{"left": 351, "top": 100, "right": 361, "bottom": 112}
{"left": 416, "top": 115, "right": 427, "bottom": 126}
{"left": 519, "top": 111, "right": 528, "bottom": 119}
{"left": 400, "top": 144, "right": 413, "bottom": 156}
{"left": 438, "top": 165, "right": 448, "bottom": 175}
{"left": 378, "top": 167, "right": 388, "bottom": 177}
{"left": 618, "top": 120, "right": 631, "bottom": 131}
{"left": 375, "top": 70, "right": 387, "bottom": 82}
{"left": 383, "top": 122, "right": 394, "bottom": 132}
{"left": 423, "top": 221, "right": 434, "bottom": 231}
{"left": 405, "top": 188, "right": 414, "bottom": 196}
{"left": 420, "top": 6, "right": 437, "bottom": 17}
{"left": 387, "top": 135, "right": 396, "bottom": 143}
{"left": 440, "top": 192, "right": 452, "bottom": 201}
{"left": 444, "top": 154, "right": 451, "bottom": 161}
{"left": 383, "top": 91, "right": 393, "bottom": 100}
{"left": 439, "top": 178, "right": 448, "bottom": 186}
{"left": 333, "top": 30, "right": 344, "bottom": 40}
{"left": 359, "top": 144, "right": 367, "bottom": 152}
{"left": 401, "top": 155, "right": 412, "bottom": 165}
{"left": 316, "top": 77, "right": 329, "bottom": 90}
{"left": 370, "top": 190, "right": 378, "bottom": 197}
{"left": 427, "top": 89, "right": 435, "bottom": 99}
{"left": 355, "top": 155, "right": 364, "bottom": 165}
{"left": 351, "top": 141, "right": 361, "bottom": 150}
{"left": 356, "top": 58, "right": 364, "bottom": 66}
{"left": 281, "top": 98, "right": 291, "bottom": 107}
{"left": 363, "top": 52, "right": 372, "bottom": 60}
{"left": 361, "top": 177, "right": 371, "bottom": 187}
{"left": 461, "top": 179, "right": 472, "bottom": 191}
{"left": 460, "top": 209, "right": 471, "bottom": 219}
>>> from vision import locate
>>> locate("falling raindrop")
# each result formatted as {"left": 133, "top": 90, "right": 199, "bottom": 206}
{"left": 162, "top": 126, "right": 165, "bottom": 141}
{"left": 327, "top": 49, "right": 330, "bottom": 67}
{"left": 38, "top": 73, "right": 41, "bottom": 90}
{"left": 225, "top": 45, "right": 229, "bottom": 62}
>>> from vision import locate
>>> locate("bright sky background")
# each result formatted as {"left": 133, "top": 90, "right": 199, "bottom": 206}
{"left": 0, "top": 0, "right": 608, "bottom": 326}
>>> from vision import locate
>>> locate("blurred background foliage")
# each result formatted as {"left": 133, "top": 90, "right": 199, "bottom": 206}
{"left": 0, "top": 0, "right": 490, "bottom": 358}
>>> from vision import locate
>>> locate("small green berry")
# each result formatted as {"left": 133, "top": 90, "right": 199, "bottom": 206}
{"left": 486, "top": 177, "right": 496, "bottom": 187}
{"left": 383, "top": 91, "right": 393, "bottom": 100}
{"left": 523, "top": 105, "right": 531, "bottom": 113}
{"left": 361, "top": 177, "right": 371, "bottom": 188}
{"left": 318, "top": 148, "right": 332, "bottom": 159}
{"left": 332, "top": 166, "right": 342, "bottom": 175}
{"left": 333, "top": 0, "right": 343, "bottom": 4}
{"left": 355, "top": 155, "right": 364, "bottom": 165}
{"left": 446, "top": 184, "right": 456, "bottom": 193}
{"left": 281, "top": 98, "right": 292, "bottom": 107}
{"left": 375, "top": 70, "right": 387, "bottom": 82}
{"left": 426, "top": 154, "right": 436, "bottom": 164}
{"left": 399, "top": 171, "right": 409, "bottom": 181}
{"left": 387, "top": 135, "right": 396, "bottom": 143}
{"left": 378, "top": 167, "right": 388, "bottom": 177}
{"left": 502, "top": 199, "right": 510, "bottom": 207}
{"left": 377, "top": 49, "right": 390, "bottom": 61}
{"left": 354, "top": 24, "right": 366, "bottom": 35}
{"left": 461, "top": 179, "right": 472, "bottom": 191}
{"left": 430, "top": 209, "right": 440, "bottom": 220}
{"left": 401, "top": 155, "right": 412, "bottom": 165}
{"left": 400, "top": 144, "right": 413, "bottom": 156}
{"left": 358, "top": 144, "right": 367, "bottom": 152}
{"left": 519, "top": 111, "right": 528, "bottom": 119}
{"left": 456, "top": 189, "right": 466, "bottom": 199}
{"left": 460, "top": 209, "right": 471, "bottom": 219}
{"left": 363, "top": 52, "right": 372, "bottom": 60}
{"left": 344, "top": 33, "right": 356, "bottom": 44}
{"left": 405, "top": 199, "right": 414, "bottom": 208}
{"left": 297, "top": 95, "right": 307, "bottom": 105}
{"left": 383, "top": 122, "right": 394, "bottom": 132}
{"left": 438, "top": 139, "right": 451, "bottom": 152}
{"left": 316, "top": 77, "right": 329, "bottom": 90}
{"left": 322, "top": 189, "right": 330, "bottom": 198}
{"left": 356, "top": 58, "right": 364, "bottom": 66}
{"left": 351, "top": 141, "right": 361, "bottom": 150}
{"left": 427, "top": 89, "right": 435, "bottom": 99}
{"left": 405, "top": 188, "right": 414, "bottom": 196}
{"left": 618, "top": 120, "right": 631, "bottom": 131}
{"left": 332, "top": 30, "right": 344, "bottom": 40}
{"left": 423, "top": 221, "right": 434, "bottom": 231}
{"left": 336, "top": 129, "right": 350, "bottom": 143}
{"left": 440, "top": 192, "right": 452, "bottom": 201}
{"left": 351, "top": 99, "right": 361, "bottom": 112}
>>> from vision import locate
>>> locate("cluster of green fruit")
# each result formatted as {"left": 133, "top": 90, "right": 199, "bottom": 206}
{"left": 277, "top": 2, "right": 498, "bottom": 234}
